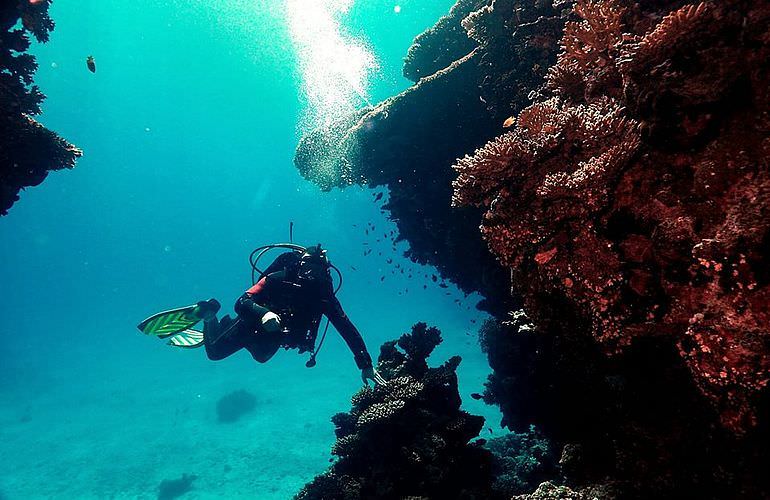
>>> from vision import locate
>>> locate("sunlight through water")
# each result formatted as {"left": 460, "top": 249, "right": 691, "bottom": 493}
{"left": 286, "top": 0, "right": 378, "bottom": 129}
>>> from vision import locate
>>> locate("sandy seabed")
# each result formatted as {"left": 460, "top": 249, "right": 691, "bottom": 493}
{"left": 0, "top": 327, "right": 498, "bottom": 499}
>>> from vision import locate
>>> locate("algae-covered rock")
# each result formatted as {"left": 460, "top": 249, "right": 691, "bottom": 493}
{"left": 295, "top": 323, "right": 500, "bottom": 500}
{"left": 0, "top": 0, "right": 81, "bottom": 215}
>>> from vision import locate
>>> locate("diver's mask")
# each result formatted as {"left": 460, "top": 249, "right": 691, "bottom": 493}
{"left": 298, "top": 244, "right": 330, "bottom": 283}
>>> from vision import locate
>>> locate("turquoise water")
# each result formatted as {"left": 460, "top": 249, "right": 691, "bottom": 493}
{"left": 0, "top": 1, "right": 502, "bottom": 498}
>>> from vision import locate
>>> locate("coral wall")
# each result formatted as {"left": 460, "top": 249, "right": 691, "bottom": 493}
{"left": 296, "top": 0, "right": 770, "bottom": 497}
{"left": 0, "top": 0, "right": 80, "bottom": 215}
{"left": 453, "top": 0, "right": 770, "bottom": 436}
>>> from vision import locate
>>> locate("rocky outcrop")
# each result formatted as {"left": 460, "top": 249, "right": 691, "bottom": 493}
{"left": 294, "top": 0, "right": 568, "bottom": 314}
{"left": 0, "top": 0, "right": 81, "bottom": 215}
{"left": 453, "top": 0, "right": 770, "bottom": 435}
{"left": 295, "top": 323, "right": 501, "bottom": 500}
{"left": 295, "top": 0, "right": 770, "bottom": 497}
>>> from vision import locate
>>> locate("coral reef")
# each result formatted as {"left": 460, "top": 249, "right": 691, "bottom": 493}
{"left": 512, "top": 481, "right": 619, "bottom": 500}
{"left": 402, "top": 0, "right": 485, "bottom": 82}
{"left": 0, "top": 0, "right": 80, "bottom": 215}
{"left": 216, "top": 389, "right": 257, "bottom": 423}
{"left": 453, "top": 0, "right": 770, "bottom": 435}
{"left": 486, "top": 427, "right": 557, "bottom": 496}
{"left": 296, "top": 0, "right": 770, "bottom": 497}
{"left": 294, "top": 0, "right": 568, "bottom": 315}
{"left": 295, "top": 323, "right": 501, "bottom": 500}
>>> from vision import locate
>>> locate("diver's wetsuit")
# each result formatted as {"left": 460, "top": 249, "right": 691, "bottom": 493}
{"left": 203, "top": 251, "right": 372, "bottom": 369}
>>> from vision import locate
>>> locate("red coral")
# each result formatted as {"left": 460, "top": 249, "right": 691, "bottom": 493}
{"left": 454, "top": 0, "right": 770, "bottom": 433}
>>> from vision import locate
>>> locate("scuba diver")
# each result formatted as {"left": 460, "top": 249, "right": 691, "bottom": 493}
{"left": 138, "top": 243, "right": 387, "bottom": 386}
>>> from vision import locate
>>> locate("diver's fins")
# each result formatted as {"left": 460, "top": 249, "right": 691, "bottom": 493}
{"left": 167, "top": 329, "right": 204, "bottom": 348}
{"left": 137, "top": 300, "right": 219, "bottom": 337}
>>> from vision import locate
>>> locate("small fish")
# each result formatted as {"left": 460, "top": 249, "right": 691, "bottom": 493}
{"left": 86, "top": 55, "right": 96, "bottom": 73}
{"left": 470, "top": 393, "right": 483, "bottom": 400}
{"left": 386, "top": 258, "right": 393, "bottom": 264}
{"left": 470, "top": 319, "right": 477, "bottom": 324}
{"left": 365, "top": 229, "right": 369, "bottom": 235}
{"left": 350, "top": 266, "right": 357, "bottom": 271}
{"left": 503, "top": 115, "right": 516, "bottom": 128}
{"left": 423, "top": 284, "right": 427, "bottom": 289}
{"left": 380, "top": 276, "right": 385, "bottom": 282}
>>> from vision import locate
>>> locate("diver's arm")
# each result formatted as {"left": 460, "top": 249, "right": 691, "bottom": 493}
{"left": 323, "top": 295, "right": 373, "bottom": 370}
{"left": 236, "top": 278, "right": 280, "bottom": 331}
{"left": 235, "top": 292, "right": 271, "bottom": 320}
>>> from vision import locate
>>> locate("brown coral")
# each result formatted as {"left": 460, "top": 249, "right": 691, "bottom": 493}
{"left": 454, "top": 0, "right": 770, "bottom": 433}
{"left": 0, "top": 0, "right": 81, "bottom": 215}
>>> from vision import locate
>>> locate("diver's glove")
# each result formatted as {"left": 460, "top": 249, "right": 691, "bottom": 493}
{"left": 361, "top": 367, "right": 388, "bottom": 387}
{"left": 260, "top": 311, "right": 281, "bottom": 333}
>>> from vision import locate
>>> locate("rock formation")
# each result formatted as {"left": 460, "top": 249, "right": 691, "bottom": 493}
{"left": 0, "top": 0, "right": 80, "bottom": 215}
{"left": 296, "top": 0, "right": 770, "bottom": 497}
{"left": 295, "top": 323, "right": 501, "bottom": 500}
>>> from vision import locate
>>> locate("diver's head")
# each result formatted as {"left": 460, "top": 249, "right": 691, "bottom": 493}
{"left": 298, "top": 243, "right": 330, "bottom": 283}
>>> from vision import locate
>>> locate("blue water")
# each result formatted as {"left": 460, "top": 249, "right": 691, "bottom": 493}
{"left": 0, "top": 1, "right": 501, "bottom": 498}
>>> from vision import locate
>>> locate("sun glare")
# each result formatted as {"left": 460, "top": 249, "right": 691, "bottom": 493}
{"left": 287, "top": 0, "right": 378, "bottom": 129}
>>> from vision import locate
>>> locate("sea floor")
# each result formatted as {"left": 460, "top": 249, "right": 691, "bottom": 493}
{"left": 0, "top": 325, "right": 500, "bottom": 499}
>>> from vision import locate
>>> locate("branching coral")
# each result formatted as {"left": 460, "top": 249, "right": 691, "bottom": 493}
{"left": 453, "top": 0, "right": 770, "bottom": 435}
{"left": 296, "top": 323, "right": 500, "bottom": 500}
{"left": 0, "top": 0, "right": 81, "bottom": 215}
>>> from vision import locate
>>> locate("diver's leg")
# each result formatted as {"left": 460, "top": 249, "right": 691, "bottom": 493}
{"left": 246, "top": 330, "right": 282, "bottom": 363}
{"left": 203, "top": 316, "right": 245, "bottom": 361}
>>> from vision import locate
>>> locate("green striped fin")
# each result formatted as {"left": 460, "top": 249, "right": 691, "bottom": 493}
{"left": 137, "top": 305, "right": 202, "bottom": 336}
{"left": 167, "top": 329, "right": 204, "bottom": 348}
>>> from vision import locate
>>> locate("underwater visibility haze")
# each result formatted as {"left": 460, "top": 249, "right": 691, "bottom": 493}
{"left": 2, "top": 0, "right": 770, "bottom": 499}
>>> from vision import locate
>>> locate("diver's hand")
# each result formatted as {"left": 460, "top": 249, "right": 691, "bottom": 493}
{"left": 260, "top": 311, "right": 281, "bottom": 332}
{"left": 361, "top": 367, "right": 388, "bottom": 387}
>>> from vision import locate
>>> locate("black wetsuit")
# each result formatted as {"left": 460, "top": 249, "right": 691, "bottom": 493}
{"left": 203, "top": 252, "right": 372, "bottom": 369}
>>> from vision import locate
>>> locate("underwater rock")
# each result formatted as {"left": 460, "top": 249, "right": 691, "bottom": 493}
{"left": 0, "top": 0, "right": 81, "bottom": 215}
{"left": 294, "top": 0, "right": 568, "bottom": 315}
{"left": 402, "top": 0, "right": 486, "bottom": 82}
{"left": 216, "top": 389, "right": 257, "bottom": 423}
{"left": 512, "top": 481, "right": 620, "bottom": 500}
{"left": 486, "top": 427, "right": 557, "bottom": 496}
{"left": 453, "top": 0, "right": 770, "bottom": 435}
{"left": 157, "top": 473, "right": 197, "bottom": 500}
{"left": 452, "top": 0, "right": 770, "bottom": 496}
{"left": 295, "top": 323, "right": 500, "bottom": 500}
{"left": 296, "top": 0, "right": 770, "bottom": 498}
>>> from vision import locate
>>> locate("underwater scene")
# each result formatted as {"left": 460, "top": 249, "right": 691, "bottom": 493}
{"left": 1, "top": 0, "right": 769, "bottom": 499}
